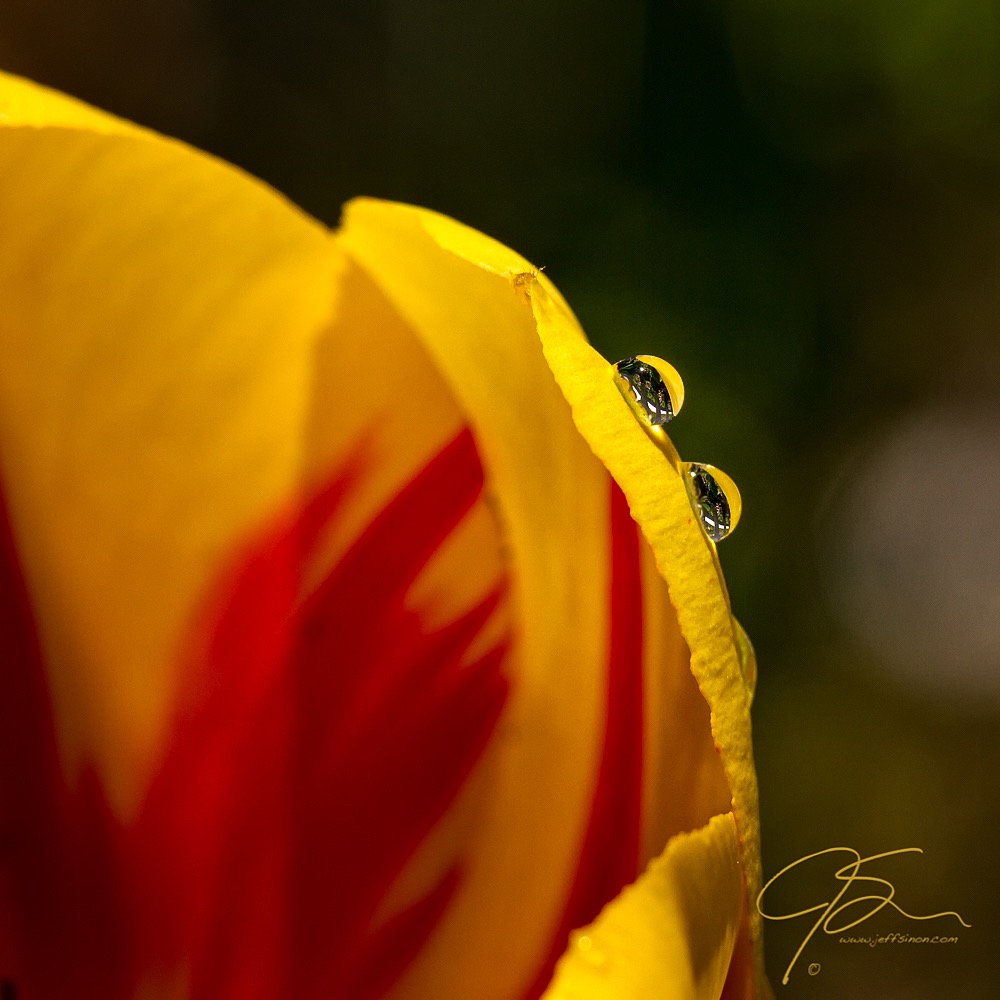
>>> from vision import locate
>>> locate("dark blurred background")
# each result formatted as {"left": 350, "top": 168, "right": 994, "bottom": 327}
{"left": 3, "top": 1, "right": 998, "bottom": 995}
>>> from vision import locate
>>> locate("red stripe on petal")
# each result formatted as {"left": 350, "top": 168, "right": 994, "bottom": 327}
{"left": 719, "top": 907, "right": 754, "bottom": 1000}
{"left": 0, "top": 488, "right": 135, "bottom": 1000}
{"left": 2, "top": 427, "right": 510, "bottom": 1000}
{"left": 137, "top": 427, "right": 510, "bottom": 999}
{"left": 0, "top": 481, "right": 56, "bottom": 986}
{"left": 346, "top": 866, "right": 462, "bottom": 1000}
{"left": 523, "top": 477, "right": 645, "bottom": 999}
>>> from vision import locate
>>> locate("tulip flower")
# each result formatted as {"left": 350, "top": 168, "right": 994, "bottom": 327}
{"left": 0, "top": 71, "right": 765, "bottom": 999}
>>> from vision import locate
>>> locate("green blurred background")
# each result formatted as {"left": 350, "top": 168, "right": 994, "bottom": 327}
{"left": 4, "top": 1, "right": 998, "bottom": 995}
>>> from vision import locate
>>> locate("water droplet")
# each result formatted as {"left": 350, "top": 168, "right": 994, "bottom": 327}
{"left": 614, "top": 356, "right": 684, "bottom": 428}
{"left": 685, "top": 463, "right": 741, "bottom": 541}
{"left": 571, "top": 932, "right": 609, "bottom": 970}
{"left": 732, "top": 617, "right": 757, "bottom": 701}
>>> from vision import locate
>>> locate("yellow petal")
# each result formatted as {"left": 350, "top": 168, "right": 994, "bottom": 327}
{"left": 0, "top": 72, "right": 497, "bottom": 827}
{"left": 339, "top": 200, "right": 755, "bottom": 997}
{"left": 0, "top": 69, "right": 148, "bottom": 135}
{"left": 638, "top": 538, "right": 733, "bottom": 864}
{"left": 415, "top": 205, "right": 759, "bottom": 849}
{"left": 541, "top": 812, "right": 743, "bottom": 1000}
{"left": 0, "top": 71, "right": 344, "bottom": 814}
{"left": 340, "top": 199, "right": 622, "bottom": 999}
{"left": 1, "top": 68, "right": 763, "bottom": 995}
{"left": 524, "top": 229, "right": 763, "bottom": 978}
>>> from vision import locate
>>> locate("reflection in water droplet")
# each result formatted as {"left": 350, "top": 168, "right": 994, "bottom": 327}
{"left": 685, "top": 463, "right": 741, "bottom": 541}
{"left": 571, "top": 932, "right": 609, "bottom": 970}
{"left": 732, "top": 617, "right": 757, "bottom": 701}
{"left": 614, "top": 356, "right": 684, "bottom": 427}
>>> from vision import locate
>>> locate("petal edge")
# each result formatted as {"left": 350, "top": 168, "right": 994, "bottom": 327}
{"left": 541, "top": 812, "right": 743, "bottom": 1000}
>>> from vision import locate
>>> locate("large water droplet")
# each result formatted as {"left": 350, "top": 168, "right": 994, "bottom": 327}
{"left": 614, "top": 356, "right": 684, "bottom": 428}
{"left": 685, "top": 463, "right": 741, "bottom": 541}
{"left": 732, "top": 617, "right": 757, "bottom": 701}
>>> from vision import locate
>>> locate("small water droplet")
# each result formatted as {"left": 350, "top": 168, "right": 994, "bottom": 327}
{"left": 614, "top": 356, "right": 684, "bottom": 427}
{"left": 732, "top": 617, "right": 757, "bottom": 700}
{"left": 571, "top": 932, "right": 609, "bottom": 970}
{"left": 685, "top": 463, "right": 741, "bottom": 541}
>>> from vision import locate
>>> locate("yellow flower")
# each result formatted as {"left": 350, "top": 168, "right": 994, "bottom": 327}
{"left": 0, "top": 72, "right": 765, "bottom": 999}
